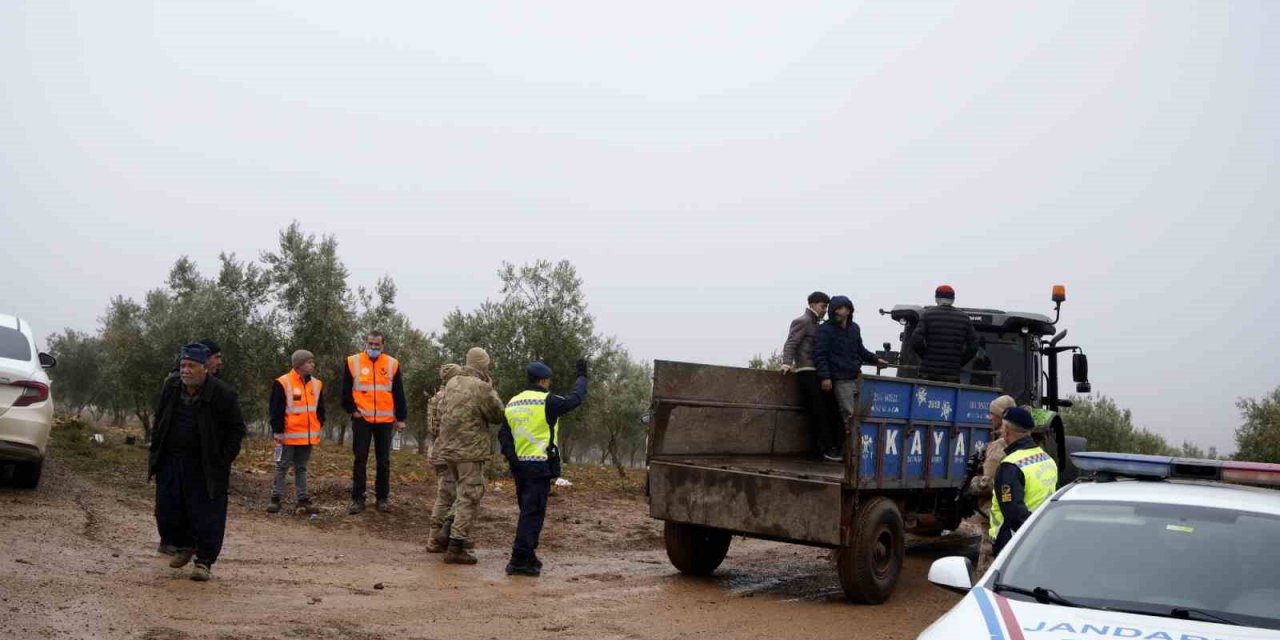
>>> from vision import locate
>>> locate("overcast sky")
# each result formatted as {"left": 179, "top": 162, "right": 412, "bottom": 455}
{"left": 3, "top": 1, "right": 1277, "bottom": 452}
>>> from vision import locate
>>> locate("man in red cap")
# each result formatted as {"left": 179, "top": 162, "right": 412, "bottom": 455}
{"left": 910, "top": 285, "right": 978, "bottom": 383}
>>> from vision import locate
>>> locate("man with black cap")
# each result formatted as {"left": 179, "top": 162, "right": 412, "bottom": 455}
{"left": 781, "top": 291, "right": 840, "bottom": 459}
{"left": 498, "top": 358, "right": 588, "bottom": 576}
{"left": 148, "top": 343, "right": 247, "bottom": 581}
{"left": 990, "top": 406, "right": 1059, "bottom": 558}
{"left": 911, "top": 285, "right": 978, "bottom": 383}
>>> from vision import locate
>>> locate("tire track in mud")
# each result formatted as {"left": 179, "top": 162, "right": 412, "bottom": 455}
{"left": 74, "top": 490, "right": 103, "bottom": 542}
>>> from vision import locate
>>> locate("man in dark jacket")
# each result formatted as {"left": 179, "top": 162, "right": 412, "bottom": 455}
{"left": 152, "top": 338, "right": 224, "bottom": 556}
{"left": 148, "top": 343, "right": 247, "bottom": 582}
{"left": 267, "top": 349, "right": 325, "bottom": 515}
{"left": 813, "top": 296, "right": 888, "bottom": 460}
{"left": 781, "top": 291, "right": 841, "bottom": 459}
{"left": 498, "top": 359, "right": 588, "bottom": 577}
{"left": 911, "top": 285, "right": 978, "bottom": 382}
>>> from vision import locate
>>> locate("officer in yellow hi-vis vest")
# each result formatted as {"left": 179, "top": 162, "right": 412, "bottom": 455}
{"left": 991, "top": 406, "right": 1059, "bottom": 557}
{"left": 498, "top": 359, "right": 588, "bottom": 577}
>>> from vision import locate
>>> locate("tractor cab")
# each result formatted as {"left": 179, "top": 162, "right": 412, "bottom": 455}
{"left": 883, "top": 305, "right": 1055, "bottom": 406}
{"left": 875, "top": 286, "right": 1094, "bottom": 486}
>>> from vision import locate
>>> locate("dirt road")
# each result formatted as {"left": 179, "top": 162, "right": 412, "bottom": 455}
{"left": 1, "top": 447, "right": 965, "bottom": 640}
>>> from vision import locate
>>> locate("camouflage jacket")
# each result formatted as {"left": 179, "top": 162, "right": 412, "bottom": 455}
{"left": 426, "top": 364, "right": 462, "bottom": 465}
{"left": 435, "top": 366, "right": 505, "bottom": 463}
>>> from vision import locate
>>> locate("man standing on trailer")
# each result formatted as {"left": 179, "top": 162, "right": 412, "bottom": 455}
{"left": 911, "top": 285, "right": 978, "bottom": 383}
{"left": 813, "top": 295, "right": 888, "bottom": 461}
{"left": 781, "top": 291, "right": 840, "bottom": 460}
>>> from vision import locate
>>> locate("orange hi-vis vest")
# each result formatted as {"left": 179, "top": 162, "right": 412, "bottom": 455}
{"left": 277, "top": 370, "right": 322, "bottom": 445}
{"left": 347, "top": 352, "right": 399, "bottom": 424}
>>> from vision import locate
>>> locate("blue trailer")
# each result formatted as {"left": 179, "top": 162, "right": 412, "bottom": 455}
{"left": 647, "top": 361, "right": 1003, "bottom": 604}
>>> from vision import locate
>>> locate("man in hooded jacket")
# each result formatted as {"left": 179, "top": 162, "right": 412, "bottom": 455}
{"left": 813, "top": 295, "right": 887, "bottom": 460}
{"left": 432, "top": 348, "right": 505, "bottom": 564}
{"left": 425, "top": 362, "right": 462, "bottom": 553}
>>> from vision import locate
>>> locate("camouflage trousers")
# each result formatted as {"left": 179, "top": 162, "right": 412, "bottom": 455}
{"left": 430, "top": 461, "right": 485, "bottom": 541}
{"left": 976, "top": 523, "right": 995, "bottom": 576}
{"left": 429, "top": 464, "right": 457, "bottom": 530}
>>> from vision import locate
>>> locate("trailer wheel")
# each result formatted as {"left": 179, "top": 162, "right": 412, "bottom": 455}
{"left": 664, "top": 522, "right": 731, "bottom": 576}
{"left": 838, "top": 497, "right": 904, "bottom": 604}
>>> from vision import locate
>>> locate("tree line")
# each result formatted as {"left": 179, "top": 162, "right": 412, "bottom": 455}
{"left": 45, "top": 222, "right": 652, "bottom": 471}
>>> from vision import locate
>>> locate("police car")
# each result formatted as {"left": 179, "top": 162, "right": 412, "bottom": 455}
{"left": 919, "top": 453, "right": 1280, "bottom": 640}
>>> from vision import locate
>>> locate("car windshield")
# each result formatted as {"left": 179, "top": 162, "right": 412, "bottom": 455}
{"left": 995, "top": 500, "right": 1280, "bottom": 630}
{"left": 0, "top": 326, "right": 32, "bottom": 361}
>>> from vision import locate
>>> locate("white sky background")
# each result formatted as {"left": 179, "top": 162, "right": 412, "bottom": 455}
{"left": 2, "top": 1, "right": 1277, "bottom": 452}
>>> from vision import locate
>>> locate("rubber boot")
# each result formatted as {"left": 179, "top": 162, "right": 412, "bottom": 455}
{"left": 443, "top": 538, "right": 477, "bottom": 565}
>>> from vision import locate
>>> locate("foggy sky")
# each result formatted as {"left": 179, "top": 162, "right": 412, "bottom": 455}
{"left": 3, "top": 1, "right": 1278, "bottom": 452}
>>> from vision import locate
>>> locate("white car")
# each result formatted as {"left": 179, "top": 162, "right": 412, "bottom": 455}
{"left": 0, "top": 313, "right": 56, "bottom": 488}
{"left": 920, "top": 453, "right": 1280, "bottom": 640}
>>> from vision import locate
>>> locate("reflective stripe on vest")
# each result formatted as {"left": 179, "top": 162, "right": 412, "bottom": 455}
{"left": 277, "top": 370, "right": 322, "bottom": 446}
{"left": 505, "top": 390, "right": 552, "bottom": 461}
{"left": 347, "top": 353, "right": 399, "bottom": 424}
{"left": 989, "top": 446, "right": 1058, "bottom": 540}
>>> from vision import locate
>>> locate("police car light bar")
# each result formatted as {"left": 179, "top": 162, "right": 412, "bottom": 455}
{"left": 1071, "top": 452, "right": 1280, "bottom": 488}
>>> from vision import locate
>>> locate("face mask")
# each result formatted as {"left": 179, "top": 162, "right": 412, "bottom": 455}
{"left": 366, "top": 349, "right": 382, "bottom": 360}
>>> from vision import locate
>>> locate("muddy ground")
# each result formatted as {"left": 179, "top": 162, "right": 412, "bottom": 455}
{"left": 0, "top": 421, "right": 969, "bottom": 640}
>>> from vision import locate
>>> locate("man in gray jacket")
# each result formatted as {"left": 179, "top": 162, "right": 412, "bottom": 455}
{"left": 781, "top": 291, "right": 838, "bottom": 459}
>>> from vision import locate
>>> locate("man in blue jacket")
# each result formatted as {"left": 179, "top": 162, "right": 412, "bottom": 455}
{"left": 498, "top": 359, "right": 588, "bottom": 577}
{"left": 813, "top": 296, "right": 887, "bottom": 461}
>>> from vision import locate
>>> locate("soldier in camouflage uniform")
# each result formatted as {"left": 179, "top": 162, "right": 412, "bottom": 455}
{"left": 969, "top": 395, "right": 1016, "bottom": 576}
{"left": 431, "top": 348, "right": 505, "bottom": 565}
{"left": 425, "top": 363, "right": 462, "bottom": 553}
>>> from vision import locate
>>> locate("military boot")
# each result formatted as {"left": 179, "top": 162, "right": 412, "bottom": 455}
{"left": 443, "top": 538, "right": 477, "bottom": 565}
{"left": 505, "top": 551, "right": 540, "bottom": 577}
{"left": 441, "top": 516, "right": 475, "bottom": 548}
{"left": 425, "top": 526, "right": 448, "bottom": 553}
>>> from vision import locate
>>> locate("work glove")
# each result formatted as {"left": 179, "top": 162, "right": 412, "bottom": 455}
{"left": 575, "top": 358, "right": 588, "bottom": 378}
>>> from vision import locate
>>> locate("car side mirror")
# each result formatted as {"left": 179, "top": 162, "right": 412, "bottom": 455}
{"left": 38, "top": 352, "right": 57, "bottom": 369}
{"left": 1072, "top": 353, "right": 1088, "bottom": 383}
{"left": 927, "top": 556, "right": 974, "bottom": 594}
{"left": 1076, "top": 382, "right": 1092, "bottom": 393}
